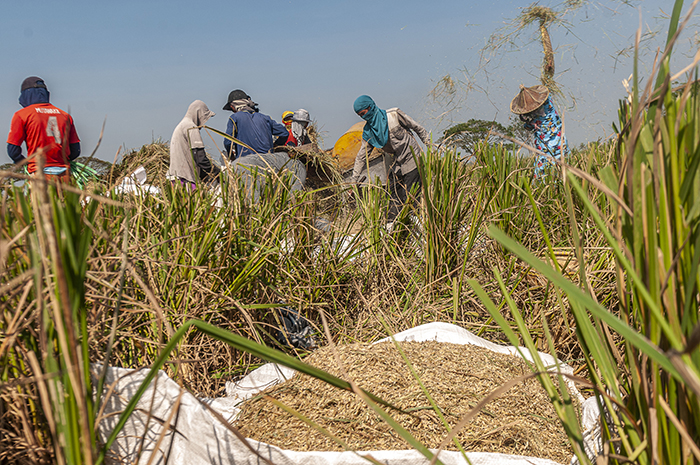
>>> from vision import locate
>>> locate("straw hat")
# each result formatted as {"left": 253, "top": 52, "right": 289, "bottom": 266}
{"left": 510, "top": 85, "right": 549, "bottom": 114}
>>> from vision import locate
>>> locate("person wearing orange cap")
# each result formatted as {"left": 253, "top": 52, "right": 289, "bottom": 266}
{"left": 510, "top": 85, "right": 568, "bottom": 177}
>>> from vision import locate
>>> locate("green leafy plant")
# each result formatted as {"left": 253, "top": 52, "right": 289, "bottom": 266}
{"left": 1, "top": 180, "right": 100, "bottom": 464}
{"left": 474, "top": 2, "right": 700, "bottom": 462}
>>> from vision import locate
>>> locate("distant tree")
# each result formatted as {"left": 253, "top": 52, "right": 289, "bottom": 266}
{"left": 441, "top": 119, "right": 509, "bottom": 154}
{"left": 442, "top": 117, "right": 532, "bottom": 155}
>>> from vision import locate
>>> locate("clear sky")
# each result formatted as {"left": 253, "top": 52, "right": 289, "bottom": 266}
{"left": 0, "top": 1, "right": 696, "bottom": 163}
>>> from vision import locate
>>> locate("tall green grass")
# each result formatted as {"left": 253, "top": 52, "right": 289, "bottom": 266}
{"left": 1, "top": 179, "right": 99, "bottom": 464}
{"left": 419, "top": 144, "right": 476, "bottom": 286}
{"left": 1, "top": 143, "right": 605, "bottom": 462}
{"left": 0, "top": 127, "right": 618, "bottom": 463}
{"left": 473, "top": 1, "right": 700, "bottom": 462}
{"left": 6, "top": 14, "right": 697, "bottom": 461}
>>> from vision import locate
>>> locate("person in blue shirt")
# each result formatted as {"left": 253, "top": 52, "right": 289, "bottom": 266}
{"left": 222, "top": 89, "right": 289, "bottom": 159}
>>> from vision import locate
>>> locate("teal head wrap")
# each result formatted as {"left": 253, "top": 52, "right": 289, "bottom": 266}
{"left": 354, "top": 95, "right": 388, "bottom": 149}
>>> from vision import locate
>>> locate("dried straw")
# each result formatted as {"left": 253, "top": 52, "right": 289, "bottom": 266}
{"left": 236, "top": 341, "right": 575, "bottom": 463}
{"left": 107, "top": 141, "right": 171, "bottom": 186}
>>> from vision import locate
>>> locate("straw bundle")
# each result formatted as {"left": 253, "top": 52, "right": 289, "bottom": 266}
{"left": 276, "top": 143, "right": 344, "bottom": 188}
{"left": 108, "top": 141, "right": 171, "bottom": 185}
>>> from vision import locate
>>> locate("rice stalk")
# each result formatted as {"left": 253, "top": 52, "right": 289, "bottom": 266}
{"left": 480, "top": 3, "right": 700, "bottom": 462}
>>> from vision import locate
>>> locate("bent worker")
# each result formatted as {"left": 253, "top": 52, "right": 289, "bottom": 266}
{"left": 351, "top": 95, "right": 429, "bottom": 220}
{"left": 230, "top": 152, "right": 306, "bottom": 202}
{"left": 166, "top": 100, "right": 220, "bottom": 190}
{"left": 222, "top": 89, "right": 289, "bottom": 159}
{"left": 7, "top": 76, "right": 80, "bottom": 183}
{"left": 510, "top": 84, "right": 568, "bottom": 177}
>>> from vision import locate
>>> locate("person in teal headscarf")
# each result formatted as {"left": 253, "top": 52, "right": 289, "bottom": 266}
{"left": 351, "top": 95, "right": 430, "bottom": 221}
{"left": 353, "top": 95, "right": 389, "bottom": 149}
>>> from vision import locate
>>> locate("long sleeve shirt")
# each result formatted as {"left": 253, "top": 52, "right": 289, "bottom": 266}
{"left": 224, "top": 111, "right": 289, "bottom": 159}
{"left": 352, "top": 108, "right": 428, "bottom": 182}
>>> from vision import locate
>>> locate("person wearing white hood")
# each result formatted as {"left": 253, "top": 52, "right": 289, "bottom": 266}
{"left": 166, "top": 100, "right": 220, "bottom": 190}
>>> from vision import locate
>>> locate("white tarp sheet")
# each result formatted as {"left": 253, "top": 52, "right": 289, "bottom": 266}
{"left": 112, "top": 166, "right": 161, "bottom": 195}
{"left": 97, "top": 322, "right": 599, "bottom": 465}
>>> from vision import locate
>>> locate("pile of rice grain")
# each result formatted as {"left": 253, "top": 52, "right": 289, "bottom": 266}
{"left": 235, "top": 341, "right": 575, "bottom": 463}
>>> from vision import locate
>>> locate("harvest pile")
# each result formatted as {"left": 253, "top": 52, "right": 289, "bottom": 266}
{"left": 236, "top": 341, "right": 575, "bottom": 463}
{"left": 108, "top": 139, "right": 344, "bottom": 191}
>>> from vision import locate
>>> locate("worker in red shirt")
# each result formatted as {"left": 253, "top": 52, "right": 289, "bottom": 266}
{"left": 7, "top": 76, "right": 81, "bottom": 183}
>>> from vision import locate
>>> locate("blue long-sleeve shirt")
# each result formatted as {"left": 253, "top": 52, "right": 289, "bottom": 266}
{"left": 224, "top": 111, "right": 289, "bottom": 159}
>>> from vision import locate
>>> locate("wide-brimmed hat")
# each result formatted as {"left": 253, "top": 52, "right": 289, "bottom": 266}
{"left": 223, "top": 89, "right": 250, "bottom": 110}
{"left": 510, "top": 85, "right": 549, "bottom": 114}
{"left": 292, "top": 109, "right": 311, "bottom": 124}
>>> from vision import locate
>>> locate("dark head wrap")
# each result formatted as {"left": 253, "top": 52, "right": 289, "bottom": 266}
{"left": 19, "top": 76, "right": 50, "bottom": 108}
{"left": 354, "top": 95, "right": 388, "bottom": 148}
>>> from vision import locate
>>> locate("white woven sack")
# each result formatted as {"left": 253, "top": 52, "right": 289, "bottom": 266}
{"left": 98, "top": 322, "right": 597, "bottom": 465}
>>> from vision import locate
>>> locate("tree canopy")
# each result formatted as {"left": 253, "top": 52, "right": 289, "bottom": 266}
{"left": 441, "top": 117, "right": 531, "bottom": 154}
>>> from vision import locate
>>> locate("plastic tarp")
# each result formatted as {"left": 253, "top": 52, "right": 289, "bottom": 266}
{"left": 97, "top": 322, "right": 599, "bottom": 465}
{"left": 112, "top": 166, "right": 161, "bottom": 196}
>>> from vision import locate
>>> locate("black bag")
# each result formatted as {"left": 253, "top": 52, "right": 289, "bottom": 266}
{"left": 274, "top": 307, "right": 317, "bottom": 350}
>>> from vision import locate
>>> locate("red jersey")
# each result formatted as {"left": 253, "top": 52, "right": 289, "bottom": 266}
{"left": 7, "top": 103, "right": 80, "bottom": 173}
{"left": 285, "top": 132, "right": 298, "bottom": 147}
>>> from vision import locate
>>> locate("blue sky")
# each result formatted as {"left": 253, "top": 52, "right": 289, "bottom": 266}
{"left": 0, "top": 1, "right": 696, "bottom": 163}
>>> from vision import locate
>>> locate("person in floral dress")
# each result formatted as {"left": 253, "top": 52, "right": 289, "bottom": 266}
{"left": 511, "top": 85, "right": 568, "bottom": 177}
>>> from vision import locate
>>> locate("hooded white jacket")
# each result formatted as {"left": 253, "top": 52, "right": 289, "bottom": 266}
{"left": 167, "top": 100, "right": 215, "bottom": 183}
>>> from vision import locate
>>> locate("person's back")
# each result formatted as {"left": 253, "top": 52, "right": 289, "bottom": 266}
{"left": 7, "top": 76, "right": 80, "bottom": 176}
{"left": 227, "top": 111, "right": 281, "bottom": 158}
{"left": 167, "top": 100, "right": 219, "bottom": 189}
{"left": 222, "top": 89, "right": 288, "bottom": 159}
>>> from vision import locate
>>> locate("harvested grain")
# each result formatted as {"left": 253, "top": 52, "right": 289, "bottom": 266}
{"left": 236, "top": 341, "right": 575, "bottom": 463}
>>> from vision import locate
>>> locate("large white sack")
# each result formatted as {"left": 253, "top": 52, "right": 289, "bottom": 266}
{"left": 98, "top": 322, "right": 596, "bottom": 465}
